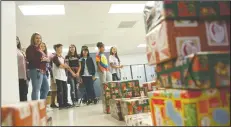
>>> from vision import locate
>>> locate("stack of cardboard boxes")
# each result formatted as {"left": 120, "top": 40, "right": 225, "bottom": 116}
{"left": 143, "top": 1, "right": 230, "bottom": 126}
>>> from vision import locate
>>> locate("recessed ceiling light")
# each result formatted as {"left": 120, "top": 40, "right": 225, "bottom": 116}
{"left": 108, "top": 4, "right": 145, "bottom": 14}
{"left": 18, "top": 5, "right": 65, "bottom": 16}
{"left": 137, "top": 44, "right": 146, "bottom": 48}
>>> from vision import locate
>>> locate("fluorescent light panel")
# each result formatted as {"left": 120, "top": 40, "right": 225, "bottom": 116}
{"left": 108, "top": 4, "right": 145, "bottom": 13}
{"left": 18, "top": 5, "right": 65, "bottom": 16}
{"left": 137, "top": 44, "right": 146, "bottom": 48}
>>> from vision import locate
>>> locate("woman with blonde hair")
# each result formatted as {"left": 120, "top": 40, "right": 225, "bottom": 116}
{"left": 26, "top": 33, "right": 49, "bottom": 100}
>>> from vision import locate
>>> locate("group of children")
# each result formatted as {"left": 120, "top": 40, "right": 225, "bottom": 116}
{"left": 17, "top": 32, "right": 123, "bottom": 110}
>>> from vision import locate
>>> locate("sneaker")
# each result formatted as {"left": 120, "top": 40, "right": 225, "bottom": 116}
{"left": 50, "top": 104, "right": 59, "bottom": 108}
{"left": 59, "top": 105, "right": 65, "bottom": 110}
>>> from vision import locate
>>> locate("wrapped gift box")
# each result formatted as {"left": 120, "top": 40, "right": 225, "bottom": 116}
{"left": 1, "top": 100, "right": 47, "bottom": 126}
{"left": 125, "top": 113, "right": 152, "bottom": 126}
{"left": 144, "top": 1, "right": 230, "bottom": 33}
{"left": 102, "top": 80, "right": 140, "bottom": 114}
{"left": 142, "top": 81, "right": 157, "bottom": 96}
{"left": 109, "top": 98, "right": 125, "bottom": 121}
{"left": 156, "top": 52, "right": 230, "bottom": 89}
{"left": 121, "top": 97, "right": 150, "bottom": 119}
{"left": 120, "top": 80, "right": 140, "bottom": 98}
{"left": 150, "top": 88, "right": 230, "bottom": 126}
{"left": 146, "top": 20, "right": 230, "bottom": 65}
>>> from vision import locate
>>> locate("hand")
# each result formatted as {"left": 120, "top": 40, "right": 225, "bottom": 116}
{"left": 72, "top": 73, "right": 77, "bottom": 77}
{"left": 92, "top": 76, "right": 96, "bottom": 81}
{"left": 41, "top": 57, "right": 49, "bottom": 62}
{"left": 120, "top": 65, "right": 123, "bottom": 68}
{"left": 76, "top": 73, "right": 79, "bottom": 77}
{"left": 64, "top": 64, "right": 70, "bottom": 69}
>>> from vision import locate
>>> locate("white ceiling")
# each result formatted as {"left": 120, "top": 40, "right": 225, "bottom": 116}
{"left": 16, "top": 1, "right": 147, "bottom": 54}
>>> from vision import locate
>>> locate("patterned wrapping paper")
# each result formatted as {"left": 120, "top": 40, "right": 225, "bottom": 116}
{"left": 120, "top": 97, "right": 150, "bottom": 120}
{"left": 142, "top": 81, "right": 157, "bottom": 96}
{"left": 109, "top": 98, "right": 127, "bottom": 121}
{"left": 143, "top": 1, "right": 230, "bottom": 34}
{"left": 120, "top": 80, "right": 140, "bottom": 98}
{"left": 102, "top": 80, "right": 140, "bottom": 114}
{"left": 150, "top": 88, "right": 230, "bottom": 126}
{"left": 124, "top": 113, "right": 153, "bottom": 126}
{"left": 156, "top": 52, "right": 230, "bottom": 89}
{"left": 146, "top": 20, "right": 230, "bottom": 65}
{"left": 1, "top": 100, "right": 47, "bottom": 126}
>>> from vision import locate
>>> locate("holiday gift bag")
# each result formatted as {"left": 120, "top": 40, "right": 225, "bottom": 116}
{"left": 150, "top": 88, "right": 230, "bottom": 126}
{"left": 146, "top": 20, "right": 230, "bottom": 65}
{"left": 156, "top": 52, "right": 230, "bottom": 89}
{"left": 143, "top": 1, "right": 230, "bottom": 33}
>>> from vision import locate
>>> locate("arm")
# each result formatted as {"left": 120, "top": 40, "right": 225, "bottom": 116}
{"left": 90, "top": 57, "right": 96, "bottom": 76}
{"left": 26, "top": 46, "right": 42, "bottom": 64}
{"left": 77, "top": 61, "right": 81, "bottom": 76}
{"left": 96, "top": 54, "right": 104, "bottom": 72}
{"left": 109, "top": 55, "right": 121, "bottom": 68}
{"left": 53, "top": 56, "right": 66, "bottom": 69}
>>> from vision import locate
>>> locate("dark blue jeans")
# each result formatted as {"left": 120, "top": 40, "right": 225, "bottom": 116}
{"left": 29, "top": 69, "right": 49, "bottom": 100}
{"left": 82, "top": 76, "right": 96, "bottom": 101}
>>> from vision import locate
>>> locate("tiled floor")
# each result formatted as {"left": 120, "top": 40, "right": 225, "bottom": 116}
{"left": 51, "top": 102, "right": 125, "bottom": 126}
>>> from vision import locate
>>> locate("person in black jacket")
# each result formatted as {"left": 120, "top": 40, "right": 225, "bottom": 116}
{"left": 79, "top": 46, "right": 97, "bottom": 105}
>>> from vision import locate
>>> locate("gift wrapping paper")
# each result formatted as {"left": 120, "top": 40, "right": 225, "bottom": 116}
{"left": 146, "top": 20, "right": 230, "bottom": 65}
{"left": 156, "top": 52, "right": 230, "bottom": 89}
{"left": 143, "top": 1, "right": 230, "bottom": 33}
{"left": 142, "top": 81, "right": 157, "bottom": 96}
{"left": 109, "top": 98, "right": 125, "bottom": 121}
{"left": 121, "top": 97, "right": 150, "bottom": 120}
{"left": 102, "top": 80, "right": 140, "bottom": 114}
{"left": 1, "top": 100, "right": 47, "bottom": 126}
{"left": 124, "top": 112, "right": 153, "bottom": 126}
{"left": 150, "top": 88, "right": 230, "bottom": 126}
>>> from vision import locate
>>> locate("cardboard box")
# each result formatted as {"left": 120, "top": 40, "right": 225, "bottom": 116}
{"left": 146, "top": 20, "right": 230, "bottom": 65}
{"left": 125, "top": 113, "right": 152, "bottom": 126}
{"left": 121, "top": 97, "right": 150, "bottom": 119}
{"left": 1, "top": 100, "right": 47, "bottom": 126}
{"left": 102, "top": 80, "right": 140, "bottom": 114}
{"left": 150, "top": 88, "right": 230, "bottom": 126}
{"left": 109, "top": 99, "right": 124, "bottom": 121}
{"left": 144, "top": 1, "right": 230, "bottom": 33}
{"left": 156, "top": 52, "right": 230, "bottom": 89}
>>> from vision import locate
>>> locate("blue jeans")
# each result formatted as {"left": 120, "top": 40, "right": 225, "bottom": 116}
{"left": 29, "top": 69, "right": 49, "bottom": 100}
{"left": 68, "top": 77, "right": 78, "bottom": 103}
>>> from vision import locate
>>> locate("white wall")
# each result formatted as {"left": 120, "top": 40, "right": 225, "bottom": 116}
{"left": 1, "top": 1, "right": 19, "bottom": 105}
{"left": 120, "top": 53, "right": 148, "bottom": 65}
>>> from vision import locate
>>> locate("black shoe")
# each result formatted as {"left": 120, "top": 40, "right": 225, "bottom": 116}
{"left": 93, "top": 99, "right": 98, "bottom": 104}
{"left": 59, "top": 105, "right": 65, "bottom": 110}
{"left": 50, "top": 104, "right": 59, "bottom": 108}
{"left": 64, "top": 103, "right": 73, "bottom": 108}
{"left": 87, "top": 100, "right": 92, "bottom": 105}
